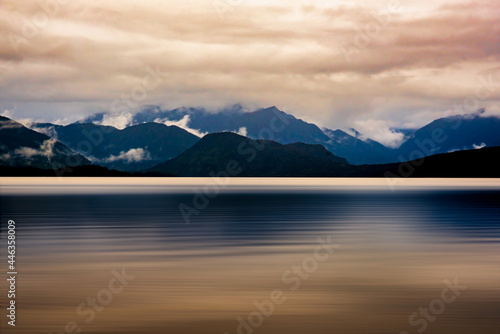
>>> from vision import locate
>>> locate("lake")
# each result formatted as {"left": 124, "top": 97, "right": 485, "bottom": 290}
{"left": 1, "top": 178, "right": 499, "bottom": 334}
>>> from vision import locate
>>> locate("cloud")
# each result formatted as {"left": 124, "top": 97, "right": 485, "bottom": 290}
{"left": 97, "top": 148, "right": 152, "bottom": 164}
{"left": 13, "top": 138, "right": 57, "bottom": 160}
{"left": 1, "top": 109, "right": 13, "bottom": 118}
{"left": 0, "top": 119, "right": 24, "bottom": 129}
{"left": 30, "top": 124, "right": 58, "bottom": 138}
{"left": 0, "top": 0, "right": 499, "bottom": 131}
{"left": 155, "top": 114, "right": 206, "bottom": 137}
{"left": 473, "top": 143, "right": 486, "bottom": 149}
{"left": 99, "top": 112, "right": 134, "bottom": 129}
{"left": 353, "top": 119, "right": 406, "bottom": 148}
{"left": 236, "top": 127, "right": 247, "bottom": 137}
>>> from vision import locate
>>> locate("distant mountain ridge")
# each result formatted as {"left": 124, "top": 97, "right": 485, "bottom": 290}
{"left": 0, "top": 116, "right": 90, "bottom": 169}
{"left": 78, "top": 105, "right": 397, "bottom": 165}
{"left": 13, "top": 105, "right": 500, "bottom": 171}
{"left": 146, "top": 132, "right": 500, "bottom": 177}
{"left": 31, "top": 122, "right": 199, "bottom": 171}
{"left": 3, "top": 114, "right": 500, "bottom": 178}
{"left": 3, "top": 145, "right": 500, "bottom": 177}
{"left": 398, "top": 109, "right": 500, "bottom": 160}
{"left": 148, "top": 132, "right": 349, "bottom": 177}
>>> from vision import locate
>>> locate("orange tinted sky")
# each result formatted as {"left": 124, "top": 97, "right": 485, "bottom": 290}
{"left": 0, "top": 0, "right": 499, "bottom": 143}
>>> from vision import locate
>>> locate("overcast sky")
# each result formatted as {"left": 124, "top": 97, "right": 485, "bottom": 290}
{"left": 1, "top": 0, "right": 499, "bottom": 146}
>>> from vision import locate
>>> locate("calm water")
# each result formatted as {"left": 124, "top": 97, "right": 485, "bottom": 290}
{"left": 1, "top": 178, "right": 499, "bottom": 334}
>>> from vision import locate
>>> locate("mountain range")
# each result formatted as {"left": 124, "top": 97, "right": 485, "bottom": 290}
{"left": 75, "top": 105, "right": 500, "bottom": 167}
{"left": 148, "top": 134, "right": 500, "bottom": 178}
{"left": 397, "top": 109, "right": 500, "bottom": 159}
{"left": 148, "top": 132, "right": 348, "bottom": 177}
{"left": 3, "top": 128, "right": 499, "bottom": 177}
{"left": 79, "top": 105, "right": 396, "bottom": 165}
{"left": 1, "top": 106, "right": 500, "bottom": 177}
{"left": 0, "top": 116, "right": 89, "bottom": 170}
{"left": 31, "top": 122, "right": 199, "bottom": 171}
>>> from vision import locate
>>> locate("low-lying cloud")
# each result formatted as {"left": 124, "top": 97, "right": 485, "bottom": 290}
{"left": 155, "top": 114, "right": 206, "bottom": 137}
{"left": 473, "top": 143, "right": 486, "bottom": 150}
{"left": 353, "top": 119, "right": 407, "bottom": 148}
{"left": 236, "top": 127, "right": 247, "bottom": 137}
{"left": 12, "top": 138, "right": 57, "bottom": 160}
{"left": 100, "top": 112, "right": 134, "bottom": 130}
{"left": 29, "top": 124, "right": 58, "bottom": 139}
{"left": 0, "top": 119, "right": 24, "bottom": 129}
{"left": 98, "top": 148, "right": 152, "bottom": 164}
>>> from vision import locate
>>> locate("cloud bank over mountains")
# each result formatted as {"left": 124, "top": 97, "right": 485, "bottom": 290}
{"left": 0, "top": 0, "right": 499, "bottom": 138}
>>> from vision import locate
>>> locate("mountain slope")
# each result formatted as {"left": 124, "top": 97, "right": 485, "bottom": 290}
{"left": 354, "top": 146, "right": 500, "bottom": 178}
{"left": 0, "top": 116, "right": 90, "bottom": 169}
{"left": 149, "top": 131, "right": 500, "bottom": 177}
{"left": 148, "top": 132, "right": 349, "bottom": 177}
{"left": 322, "top": 128, "right": 397, "bottom": 164}
{"left": 32, "top": 122, "right": 200, "bottom": 171}
{"left": 398, "top": 110, "right": 500, "bottom": 159}
{"left": 75, "top": 106, "right": 500, "bottom": 165}
{"left": 79, "top": 105, "right": 396, "bottom": 164}
{"left": 155, "top": 106, "right": 398, "bottom": 164}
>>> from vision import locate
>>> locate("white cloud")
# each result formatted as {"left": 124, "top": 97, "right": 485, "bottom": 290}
{"left": 155, "top": 114, "right": 205, "bottom": 137}
{"left": 236, "top": 127, "right": 247, "bottom": 137}
{"left": 13, "top": 139, "right": 58, "bottom": 160}
{"left": 99, "top": 148, "right": 152, "bottom": 163}
{"left": 0, "top": 119, "right": 24, "bottom": 129}
{"left": 0, "top": 108, "right": 34, "bottom": 126}
{"left": 353, "top": 119, "right": 406, "bottom": 148}
{"left": 30, "top": 125, "right": 58, "bottom": 139}
{"left": 344, "top": 128, "right": 358, "bottom": 138}
{"left": 1, "top": 109, "right": 13, "bottom": 118}
{"left": 1, "top": 0, "right": 499, "bottom": 133}
{"left": 100, "top": 112, "right": 134, "bottom": 129}
{"left": 473, "top": 143, "right": 486, "bottom": 149}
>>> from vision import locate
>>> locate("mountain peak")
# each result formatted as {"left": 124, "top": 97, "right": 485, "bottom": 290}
{"left": 149, "top": 131, "right": 348, "bottom": 177}
{"left": 261, "top": 106, "right": 281, "bottom": 114}
{"left": 250, "top": 106, "right": 294, "bottom": 119}
{"left": 347, "top": 128, "right": 361, "bottom": 137}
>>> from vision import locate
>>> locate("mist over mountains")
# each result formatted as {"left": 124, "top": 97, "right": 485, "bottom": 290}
{"left": 397, "top": 109, "right": 500, "bottom": 159}
{"left": 0, "top": 116, "right": 89, "bottom": 170}
{"left": 32, "top": 122, "right": 199, "bottom": 171}
{"left": 76, "top": 105, "right": 397, "bottom": 165}
{"left": 2, "top": 105, "right": 500, "bottom": 176}
{"left": 74, "top": 105, "right": 499, "bottom": 165}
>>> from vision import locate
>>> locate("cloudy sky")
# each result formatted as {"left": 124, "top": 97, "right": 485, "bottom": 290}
{"left": 1, "top": 0, "right": 499, "bottom": 145}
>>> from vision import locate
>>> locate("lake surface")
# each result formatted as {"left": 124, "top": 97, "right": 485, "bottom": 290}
{"left": 1, "top": 178, "right": 499, "bottom": 334}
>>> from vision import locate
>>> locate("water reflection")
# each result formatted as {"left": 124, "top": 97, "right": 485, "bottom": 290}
{"left": 0, "top": 178, "right": 499, "bottom": 333}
